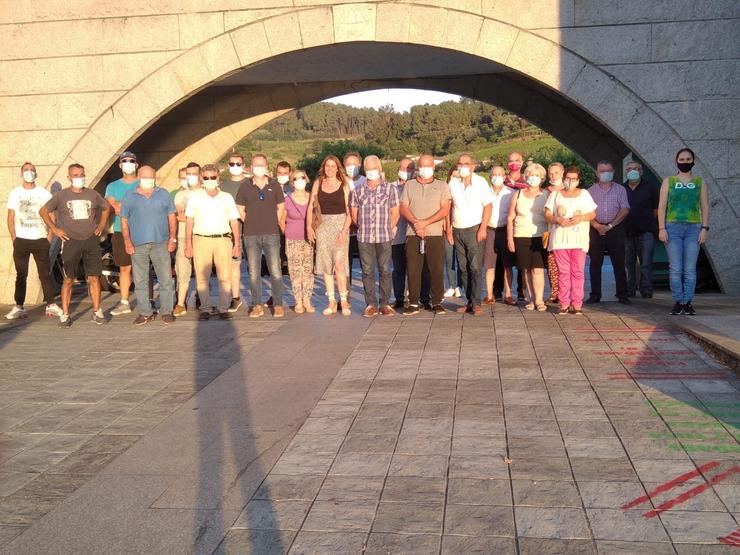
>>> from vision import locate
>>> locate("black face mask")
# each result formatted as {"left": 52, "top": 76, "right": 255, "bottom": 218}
{"left": 677, "top": 161, "right": 694, "bottom": 173}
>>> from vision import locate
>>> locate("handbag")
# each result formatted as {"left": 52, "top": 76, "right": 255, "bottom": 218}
{"left": 311, "top": 194, "right": 322, "bottom": 232}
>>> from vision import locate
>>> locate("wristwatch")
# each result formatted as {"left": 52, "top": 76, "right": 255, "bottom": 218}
{"left": 701, "top": 226, "right": 709, "bottom": 231}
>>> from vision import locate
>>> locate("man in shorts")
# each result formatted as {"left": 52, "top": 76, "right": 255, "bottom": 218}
{"left": 40, "top": 163, "right": 110, "bottom": 327}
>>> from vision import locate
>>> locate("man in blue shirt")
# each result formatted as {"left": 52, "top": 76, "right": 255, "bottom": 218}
{"left": 120, "top": 166, "right": 177, "bottom": 325}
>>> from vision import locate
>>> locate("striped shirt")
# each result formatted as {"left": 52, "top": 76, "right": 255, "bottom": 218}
{"left": 588, "top": 181, "right": 630, "bottom": 224}
{"left": 350, "top": 180, "right": 400, "bottom": 243}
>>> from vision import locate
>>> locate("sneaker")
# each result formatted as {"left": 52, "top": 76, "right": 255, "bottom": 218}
{"left": 273, "top": 306, "right": 284, "bottom": 318}
{"left": 444, "top": 288, "right": 455, "bottom": 298}
{"left": 454, "top": 287, "right": 462, "bottom": 298}
{"left": 670, "top": 302, "right": 683, "bottom": 315}
{"left": 198, "top": 311, "right": 210, "bottom": 321}
{"left": 249, "top": 305, "right": 264, "bottom": 318}
{"left": 110, "top": 301, "right": 131, "bottom": 316}
{"left": 404, "top": 304, "right": 420, "bottom": 316}
{"left": 380, "top": 305, "right": 395, "bottom": 316}
{"left": 683, "top": 303, "right": 696, "bottom": 316}
{"left": 219, "top": 311, "right": 233, "bottom": 320}
{"left": 421, "top": 302, "right": 433, "bottom": 311}
{"left": 394, "top": 300, "right": 406, "bottom": 309}
{"left": 134, "top": 314, "right": 155, "bottom": 326}
{"left": 4, "top": 306, "right": 26, "bottom": 320}
{"left": 173, "top": 304, "right": 187, "bottom": 316}
{"left": 92, "top": 309, "right": 107, "bottom": 325}
{"left": 363, "top": 306, "right": 378, "bottom": 318}
{"left": 432, "top": 304, "right": 446, "bottom": 315}
{"left": 617, "top": 297, "right": 632, "bottom": 305}
{"left": 161, "top": 313, "right": 175, "bottom": 325}
{"left": 59, "top": 314, "right": 71, "bottom": 328}
{"left": 228, "top": 298, "right": 242, "bottom": 313}
{"left": 45, "top": 303, "right": 63, "bottom": 317}
{"left": 571, "top": 307, "right": 583, "bottom": 315}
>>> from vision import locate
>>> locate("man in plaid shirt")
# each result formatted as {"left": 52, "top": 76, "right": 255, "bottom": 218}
{"left": 350, "top": 155, "right": 400, "bottom": 317}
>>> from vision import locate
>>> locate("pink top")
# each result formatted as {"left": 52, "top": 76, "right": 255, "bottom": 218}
{"left": 284, "top": 194, "right": 309, "bottom": 240}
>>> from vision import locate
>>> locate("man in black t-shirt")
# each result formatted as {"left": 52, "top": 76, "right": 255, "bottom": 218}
{"left": 220, "top": 152, "right": 249, "bottom": 312}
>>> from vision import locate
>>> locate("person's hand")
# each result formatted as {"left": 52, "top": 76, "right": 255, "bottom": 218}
{"left": 231, "top": 243, "right": 240, "bottom": 258}
{"left": 413, "top": 219, "right": 426, "bottom": 235}
{"left": 114, "top": 205, "right": 121, "bottom": 215}
{"left": 597, "top": 223, "right": 607, "bottom": 236}
{"left": 307, "top": 227, "right": 316, "bottom": 244}
{"left": 124, "top": 241, "right": 135, "bottom": 255}
{"left": 51, "top": 225, "right": 70, "bottom": 241}
{"left": 94, "top": 223, "right": 105, "bottom": 237}
{"left": 570, "top": 213, "right": 582, "bottom": 225}
{"left": 336, "top": 229, "right": 349, "bottom": 247}
{"left": 391, "top": 226, "right": 397, "bottom": 238}
{"left": 476, "top": 227, "right": 487, "bottom": 243}
{"left": 556, "top": 216, "right": 571, "bottom": 227}
{"left": 698, "top": 229, "right": 707, "bottom": 244}
{"left": 185, "top": 244, "right": 193, "bottom": 259}
{"left": 167, "top": 238, "right": 177, "bottom": 253}
{"left": 658, "top": 229, "right": 668, "bottom": 243}
{"left": 445, "top": 228, "right": 453, "bottom": 245}
{"left": 508, "top": 238, "right": 515, "bottom": 253}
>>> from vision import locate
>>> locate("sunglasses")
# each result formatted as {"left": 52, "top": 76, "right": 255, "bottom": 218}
{"left": 203, "top": 176, "right": 218, "bottom": 181}
{"left": 120, "top": 159, "right": 136, "bottom": 164}
{"left": 228, "top": 162, "right": 243, "bottom": 167}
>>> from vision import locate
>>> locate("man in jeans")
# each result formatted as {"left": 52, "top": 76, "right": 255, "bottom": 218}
{"left": 235, "top": 154, "right": 286, "bottom": 318}
{"left": 5, "top": 162, "right": 62, "bottom": 319}
{"left": 40, "top": 163, "right": 110, "bottom": 327}
{"left": 448, "top": 154, "right": 493, "bottom": 315}
{"left": 120, "top": 166, "right": 177, "bottom": 325}
{"left": 350, "top": 155, "right": 400, "bottom": 317}
{"left": 622, "top": 160, "right": 658, "bottom": 298}
{"left": 390, "top": 158, "right": 414, "bottom": 308}
{"left": 399, "top": 154, "right": 451, "bottom": 316}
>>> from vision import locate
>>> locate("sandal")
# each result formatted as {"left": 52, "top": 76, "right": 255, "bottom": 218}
{"left": 323, "top": 295, "right": 337, "bottom": 316}
{"left": 340, "top": 293, "right": 351, "bottom": 316}
{"left": 525, "top": 303, "right": 535, "bottom": 311}
{"left": 504, "top": 296, "right": 517, "bottom": 306}
{"left": 536, "top": 303, "right": 547, "bottom": 312}
{"left": 482, "top": 297, "right": 495, "bottom": 305}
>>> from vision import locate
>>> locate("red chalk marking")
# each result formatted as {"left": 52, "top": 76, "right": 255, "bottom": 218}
{"left": 643, "top": 465, "right": 740, "bottom": 518}
{"left": 719, "top": 529, "right": 740, "bottom": 546}
{"left": 608, "top": 372, "right": 725, "bottom": 380}
{"left": 620, "top": 461, "right": 720, "bottom": 510}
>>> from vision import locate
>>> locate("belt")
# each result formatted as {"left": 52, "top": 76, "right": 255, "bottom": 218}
{"left": 487, "top": 225, "right": 507, "bottom": 231}
{"left": 194, "top": 233, "right": 232, "bottom": 238}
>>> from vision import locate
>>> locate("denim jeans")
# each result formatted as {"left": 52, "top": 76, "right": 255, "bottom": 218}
{"left": 391, "top": 243, "right": 407, "bottom": 303}
{"left": 453, "top": 226, "right": 484, "bottom": 306}
{"left": 358, "top": 241, "right": 392, "bottom": 307}
{"left": 665, "top": 222, "right": 702, "bottom": 303}
{"left": 245, "top": 234, "right": 283, "bottom": 306}
{"left": 625, "top": 231, "right": 655, "bottom": 295}
{"left": 444, "top": 241, "right": 462, "bottom": 289}
{"left": 131, "top": 241, "right": 174, "bottom": 316}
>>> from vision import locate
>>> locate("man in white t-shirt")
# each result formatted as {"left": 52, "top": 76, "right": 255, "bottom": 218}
{"left": 5, "top": 162, "right": 62, "bottom": 319}
{"left": 447, "top": 154, "right": 493, "bottom": 315}
{"left": 185, "top": 164, "right": 240, "bottom": 320}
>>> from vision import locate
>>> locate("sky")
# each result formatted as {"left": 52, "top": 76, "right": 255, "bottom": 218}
{"left": 326, "top": 88, "right": 460, "bottom": 112}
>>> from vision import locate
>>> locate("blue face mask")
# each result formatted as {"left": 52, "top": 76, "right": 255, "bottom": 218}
{"left": 526, "top": 176, "right": 542, "bottom": 187}
{"left": 626, "top": 169, "right": 640, "bottom": 181}
{"left": 599, "top": 171, "right": 614, "bottom": 183}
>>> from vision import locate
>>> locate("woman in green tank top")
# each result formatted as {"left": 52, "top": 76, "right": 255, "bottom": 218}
{"left": 657, "top": 148, "right": 710, "bottom": 316}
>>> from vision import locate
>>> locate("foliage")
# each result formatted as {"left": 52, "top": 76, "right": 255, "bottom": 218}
{"left": 296, "top": 139, "right": 385, "bottom": 178}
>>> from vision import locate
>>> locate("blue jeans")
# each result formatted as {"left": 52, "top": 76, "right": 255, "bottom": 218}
{"left": 625, "top": 231, "right": 655, "bottom": 295}
{"left": 358, "top": 241, "right": 392, "bottom": 307}
{"left": 453, "top": 226, "right": 484, "bottom": 306}
{"left": 665, "top": 223, "right": 702, "bottom": 303}
{"left": 444, "top": 241, "right": 462, "bottom": 289}
{"left": 245, "top": 234, "right": 283, "bottom": 306}
{"left": 131, "top": 241, "right": 174, "bottom": 316}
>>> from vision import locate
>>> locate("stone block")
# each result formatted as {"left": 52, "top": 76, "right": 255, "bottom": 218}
{"left": 57, "top": 92, "right": 126, "bottom": 129}
{"left": 198, "top": 32, "right": 242, "bottom": 83}
{"left": 536, "top": 24, "right": 651, "bottom": 64}
{"left": 178, "top": 12, "right": 224, "bottom": 50}
{"left": 0, "top": 95, "right": 59, "bottom": 131}
{"left": 333, "top": 3, "right": 376, "bottom": 43}
{"left": 652, "top": 19, "right": 740, "bottom": 62}
{"left": 408, "top": 5, "right": 449, "bottom": 47}
{"left": 574, "top": 0, "right": 739, "bottom": 25}
{"left": 651, "top": 99, "right": 740, "bottom": 141}
{"left": 0, "top": 130, "right": 85, "bottom": 167}
{"left": 375, "top": 3, "right": 411, "bottom": 43}
{"left": 224, "top": 9, "right": 293, "bottom": 31}
{"left": 475, "top": 19, "right": 519, "bottom": 65}
{"left": 445, "top": 12, "right": 483, "bottom": 53}
{"left": 265, "top": 12, "right": 303, "bottom": 56}
{"left": 484, "top": 0, "right": 575, "bottom": 28}
{"left": 0, "top": 56, "right": 106, "bottom": 95}
{"left": 101, "top": 51, "right": 181, "bottom": 91}
{"left": 230, "top": 22, "right": 271, "bottom": 68}
{"left": 298, "top": 7, "right": 334, "bottom": 49}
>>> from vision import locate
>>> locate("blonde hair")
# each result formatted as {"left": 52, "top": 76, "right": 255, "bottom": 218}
{"left": 291, "top": 169, "right": 308, "bottom": 181}
{"left": 524, "top": 163, "right": 546, "bottom": 180}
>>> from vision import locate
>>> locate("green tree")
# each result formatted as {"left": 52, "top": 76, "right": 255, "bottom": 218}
{"left": 297, "top": 139, "right": 386, "bottom": 179}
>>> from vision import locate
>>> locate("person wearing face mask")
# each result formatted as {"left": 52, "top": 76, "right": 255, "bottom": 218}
{"left": 185, "top": 164, "right": 241, "bottom": 321}
{"left": 545, "top": 162, "right": 565, "bottom": 304}
{"left": 483, "top": 166, "right": 514, "bottom": 305}
{"left": 442, "top": 167, "right": 463, "bottom": 302}
{"left": 350, "top": 155, "right": 400, "bottom": 317}
{"left": 5, "top": 162, "right": 62, "bottom": 320}
{"left": 173, "top": 163, "right": 202, "bottom": 315}
{"left": 390, "top": 158, "right": 415, "bottom": 308}
{"left": 448, "top": 154, "right": 494, "bottom": 315}
{"left": 219, "top": 153, "right": 249, "bottom": 313}
{"left": 506, "top": 163, "right": 550, "bottom": 310}
{"left": 343, "top": 152, "right": 365, "bottom": 289}
{"left": 283, "top": 170, "right": 315, "bottom": 314}
{"left": 276, "top": 161, "right": 293, "bottom": 193}
{"left": 120, "top": 166, "right": 177, "bottom": 325}
{"left": 399, "top": 154, "right": 451, "bottom": 315}
{"left": 587, "top": 160, "right": 631, "bottom": 305}
{"left": 622, "top": 160, "right": 658, "bottom": 300}
{"left": 504, "top": 151, "right": 527, "bottom": 301}
{"left": 658, "top": 148, "right": 710, "bottom": 316}
{"left": 104, "top": 151, "right": 139, "bottom": 316}
{"left": 235, "top": 154, "right": 286, "bottom": 318}
{"left": 544, "top": 166, "right": 597, "bottom": 315}
{"left": 40, "top": 163, "right": 110, "bottom": 327}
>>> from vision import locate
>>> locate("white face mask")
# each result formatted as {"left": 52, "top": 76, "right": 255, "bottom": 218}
{"left": 252, "top": 166, "right": 267, "bottom": 177}
{"left": 398, "top": 170, "right": 409, "bottom": 181}
{"left": 179, "top": 178, "right": 188, "bottom": 189}
{"left": 186, "top": 174, "right": 200, "bottom": 187}
{"left": 293, "top": 178, "right": 307, "bottom": 191}
{"left": 526, "top": 176, "right": 542, "bottom": 187}
{"left": 277, "top": 175, "right": 290, "bottom": 185}
{"left": 563, "top": 180, "right": 579, "bottom": 191}
{"left": 228, "top": 164, "right": 243, "bottom": 177}
{"left": 345, "top": 165, "right": 358, "bottom": 178}
{"left": 491, "top": 175, "right": 505, "bottom": 187}
{"left": 418, "top": 167, "right": 434, "bottom": 179}
{"left": 458, "top": 166, "right": 471, "bottom": 178}
{"left": 203, "top": 180, "right": 218, "bottom": 191}
{"left": 121, "top": 162, "right": 136, "bottom": 175}
{"left": 549, "top": 178, "right": 562, "bottom": 187}
{"left": 22, "top": 170, "right": 36, "bottom": 183}
{"left": 71, "top": 177, "right": 86, "bottom": 188}
{"left": 366, "top": 169, "right": 380, "bottom": 181}
{"left": 139, "top": 178, "right": 155, "bottom": 190}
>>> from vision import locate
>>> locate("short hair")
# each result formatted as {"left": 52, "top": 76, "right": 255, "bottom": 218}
{"left": 457, "top": 152, "right": 475, "bottom": 164}
{"left": 509, "top": 151, "right": 523, "bottom": 160}
{"left": 201, "top": 164, "right": 219, "bottom": 174}
{"left": 343, "top": 151, "right": 361, "bottom": 163}
{"left": 290, "top": 169, "right": 308, "bottom": 181}
{"left": 21, "top": 161, "right": 34, "bottom": 169}
{"left": 676, "top": 147, "right": 695, "bottom": 162}
{"left": 596, "top": 160, "right": 614, "bottom": 169}
{"left": 251, "top": 153, "right": 268, "bottom": 164}
{"left": 363, "top": 155, "right": 381, "bottom": 168}
{"left": 276, "top": 160, "right": 291, "bottom": 171}
{"left": 228, "top": 152, "right": 245, "bottom": 162}
{"left": 68, "top": 163, "right": 85, "bottom": 172}
{"left": 563, "top": 165, "right": 581, "bottom": 178}
{"left": 178, "top": 167, "right": 187, "bottom": 175}
{"left": 523, "top": 163, "right": 546, "bottom": 179}
{"left": 186, "top": 162, "right": 201, "bottom": 170}
{"left": 548, "top": 162, "right": 564, "bottom": 170}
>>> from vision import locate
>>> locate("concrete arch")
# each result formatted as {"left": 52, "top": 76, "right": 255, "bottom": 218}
{"left": 20, "top": 2, "right": 740, "bottom": 295}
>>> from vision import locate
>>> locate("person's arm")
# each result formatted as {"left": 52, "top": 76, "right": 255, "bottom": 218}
{"left": 478, "top": 202, "right": 492, "bottom": 242}
{"left": 6, "top": 209, "right": 15, "bottom": 242}
{"left": 350, "top": 206, "right": 359, "bottom": 226}
{"left": 390, "top": 205, "right": 400, "bottom": 228}
{"left": 121, "top": 217, "right": 135, "bottom": 254}
{"left": 106, "top": 196, "right": 121, "bottom": 216}
{"left": 95, "top": 196, "right": 111, "bottom": 236}
{"left": 277, "top": 202, "right": 286, "bottom": 233}
{"left": 230, "top": 219, "right": 240, "bottom": 257}
{"left": 40, "top": 204, "right": 69, "bottom": 241}
{"left": 167, "top": 213, "right": 177, "bottom": 252}
{"left": 507, "top": 191, "right": 518, "bottom": 252}
{"left": 699, "top": 180, "right": 710, "bottom": 244}
{"left": 609, "top": 207, "right": 630, "bottom": 228}
{"left": 185, "top": 217, "right": 194, "bottom": 258}
{"left": 657, "top": 179, "right": 669, "bottom": 242}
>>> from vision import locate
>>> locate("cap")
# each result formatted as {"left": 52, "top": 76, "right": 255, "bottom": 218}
{"left": 119, "top": 151, "right": 137, "bottom": 162}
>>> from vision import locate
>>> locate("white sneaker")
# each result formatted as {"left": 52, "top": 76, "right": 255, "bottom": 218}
{"left": 454, "top": 287, "right": 462, "bottom": 298}
{"left": 45, "top": 304, "right": 63, "bottom": 317}
{"left": 110, "top": 301, "right": 131, "bottom": 316}
{"left": 444, "top": 288, "right": 455, "bottom": 298}
{"left": 4, "top": 306, "right": 26, "bottom": 320}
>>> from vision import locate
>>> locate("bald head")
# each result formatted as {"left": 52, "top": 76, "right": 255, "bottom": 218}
{"left": 138, "top": 165, "right": 155, "bottom": 179}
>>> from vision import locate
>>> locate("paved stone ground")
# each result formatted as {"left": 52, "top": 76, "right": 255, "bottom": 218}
{"left": 0, "top": 269, "right": 738, "bottom": 554}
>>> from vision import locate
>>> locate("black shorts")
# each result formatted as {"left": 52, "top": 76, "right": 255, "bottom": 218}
{"left": 112, "top": 231, "right": 131, "bottom": 267}
{"left": 61, "top": 236, "right": 102, "bottom": 279}
{"left": 485, "top": 226, "right": 514, "bottom": 268}
{"left": 514, "top": 236, "right": 547, "bottom": 270}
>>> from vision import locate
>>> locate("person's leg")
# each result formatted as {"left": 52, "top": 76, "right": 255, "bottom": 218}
{"left": 358, "top": 241, "right": 377, "bottom": 307}
{"left": 444, "top": 241, "right": 455, "bottom": 290}
{"left": 301, "top": 241, "right": 315, "bottom": 307}
{"left": 230, "top": 255, "right": 241, "bottom": 302}
{"left": 547, "top": 251, "right": 559, "bottom": 300}
{"left": 682, "top": 224, "right": 701, "bottom": 304}
{"left": 131, "top": 247, "right": 153, "bottom": 316}
{"left": 244, "top": 235, "right": 262, "bottom": 306}
{"left": 588, "top": 228, "right": 604, "bottom": 299}
{"left": 377, "top": 241, "right": 393, "bottom": 307}
{"left": 571, "top": 249, "right": 587, "bottom": 309}
{"left": 193, "top": 236, "right": 213, "bottom": 312}
{"left": 12, "top": 238, "right": 32, "bottom": 307}
{"left": 61, "top": 278, "right": 74, "bottom": 315}
{"left": 532, "top": 267, "right": 545, "bottom": 305}
{"left": 607, "top": 227, "right": 628, "bottom": 299}
{"left": 516, "top": 265, "right": 524, "bottom": 299}
{"left": 83, "top": 237, "right": 103, "bottom": 312}
{"left": 406, "top": 236, "right": 423, "bottom": 306}
{"left": 624, "top": 235, "right": 638, "bottom": 296}
{"left": 493, "top": 254, "right": 504, "bottom": 298}
{"left": 213, "top": 237, "right": 232, "bottom": 313}
{"left": 467, "top": 231, "right": 484, "bottom": 307}
{"left": 175, "top": 242, "right": 190, "bottom": 306}
{"left": 453, "top": 228, "right": 471, "bottom": 304}
{"left": 426, "top": 236, "right": 446, "bottom": 306}
{"left": 640, "top": 231, "right": 656, "bottom": 295}
{"left": 150, "top": 242, "right": 174, "bottom": 315}
{"left": 60, "top": 241, "right": 80, "bottom": 315}
{"left": 420, "top": 259, "right": 431, "bottom": 304}
{"left": 286, "top": 239, "right": 303, "bottom": 307}
{"left": 30, "top": 239, "right": 56, "bottom": 305}
{"left": 391, "top": 243, "right": 406, "bottom": 304}
{"left": 664, "top": 223, "right": 684, "bottom": 303}
{"left": 553, "top": 250, "right": 571, "bottom": 308}
{"left": 523, "top": 269, "right": 534, "bottom": 304}
{"left": 264, "top": 234, "right": 283, "bottom": 306}
{"left": 483, "top": 231, "right": 496, "bottom": 300}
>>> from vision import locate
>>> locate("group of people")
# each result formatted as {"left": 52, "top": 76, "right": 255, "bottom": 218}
{"left": 5, "top": 146, "right": 710, "bottom": 326}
